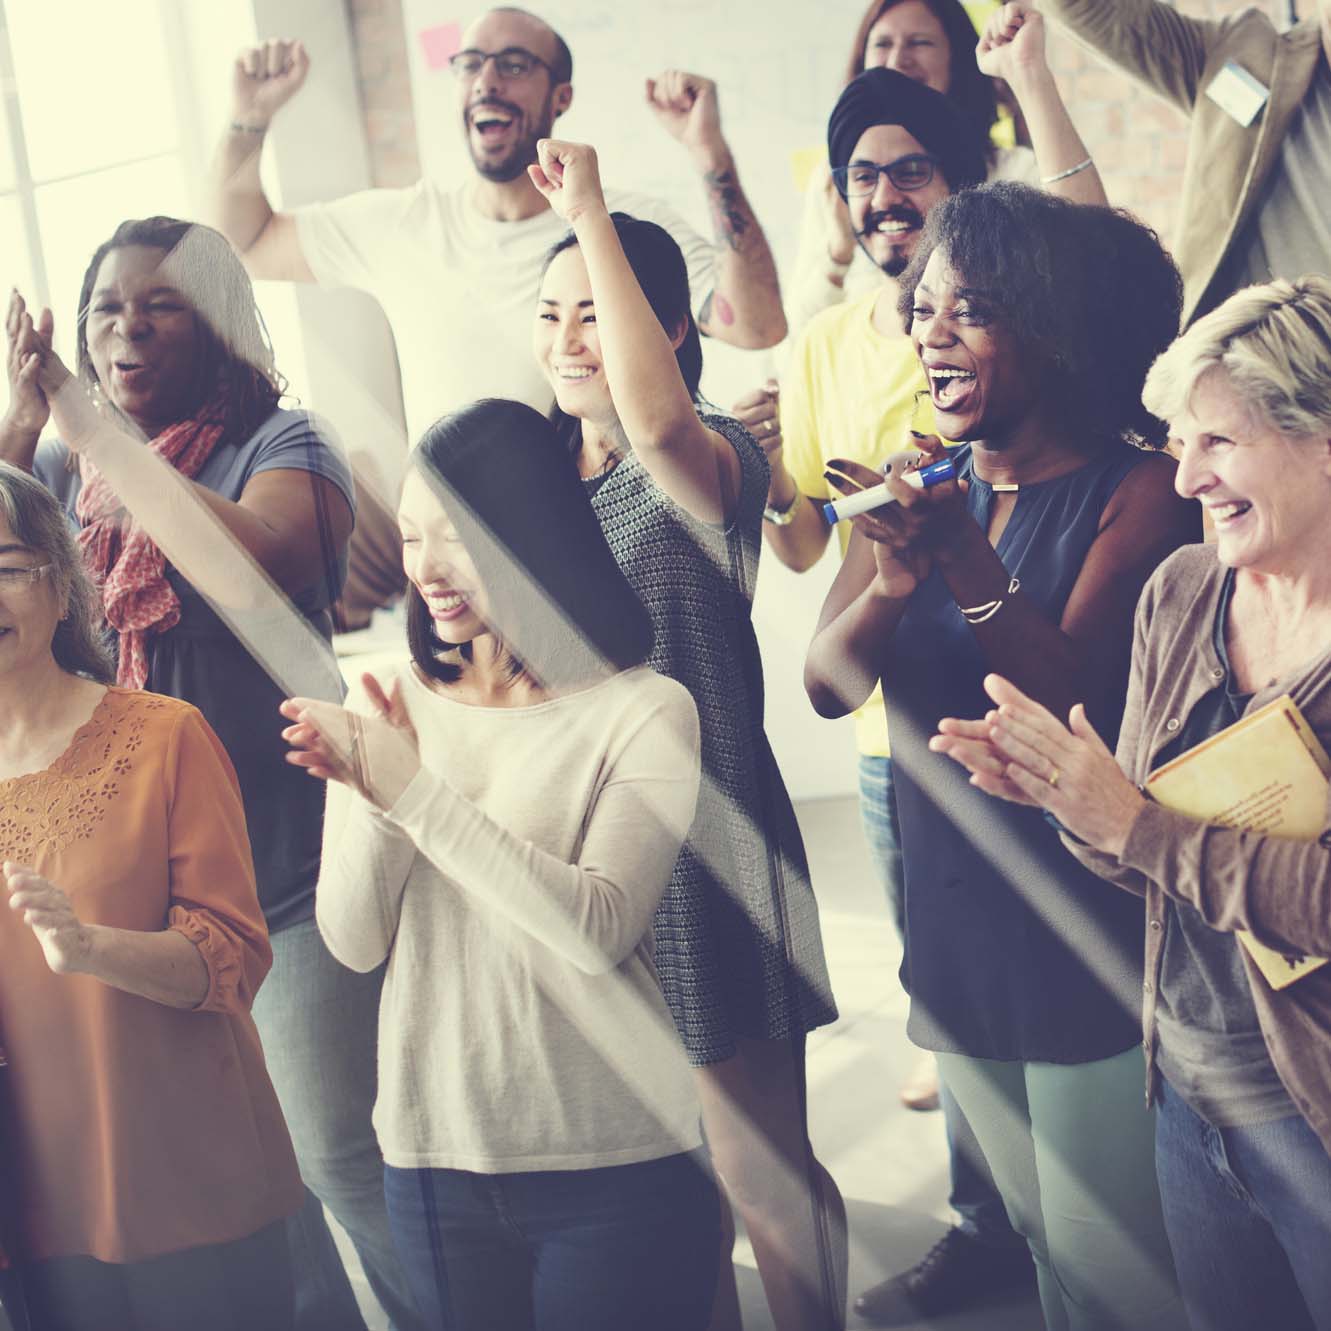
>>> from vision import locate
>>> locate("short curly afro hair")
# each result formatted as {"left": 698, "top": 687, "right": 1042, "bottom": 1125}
{"left": 897, "top": 182, "right": 1183, "bottom": 449}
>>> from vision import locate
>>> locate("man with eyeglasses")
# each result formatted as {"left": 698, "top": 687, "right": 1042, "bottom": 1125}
{"left": 209, "top": 5, "right": 784, "bottom": 460}
{"left": 765, "top": 13, "right": 1109, "bottom": 1323}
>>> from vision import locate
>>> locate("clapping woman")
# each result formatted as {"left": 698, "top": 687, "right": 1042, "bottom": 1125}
{"left": 0, "top": 461, "right": 301, "bottom": 1330}
{"left": 933, "top": 276, "right": 1331, "bottom": 1331}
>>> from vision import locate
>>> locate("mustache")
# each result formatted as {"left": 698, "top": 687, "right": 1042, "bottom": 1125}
{"left": 857, "top": 204, "right": 924, "bottom": 239}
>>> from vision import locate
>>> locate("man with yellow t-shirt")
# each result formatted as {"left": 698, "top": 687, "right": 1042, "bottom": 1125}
{"left": 756, "top": 14, "right": 1110, "bottom": 1320}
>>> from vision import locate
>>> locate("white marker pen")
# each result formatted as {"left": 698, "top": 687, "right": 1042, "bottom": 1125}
{"left": 823, "top": 456, "right": 956, "bottom": 524}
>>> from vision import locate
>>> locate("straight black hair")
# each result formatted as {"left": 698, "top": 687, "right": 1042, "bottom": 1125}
{"left": 406, "top": 398, "right": 653, "bottom": 687}
{"left": 543, "top": 212, "right": 703, "bottom": 457}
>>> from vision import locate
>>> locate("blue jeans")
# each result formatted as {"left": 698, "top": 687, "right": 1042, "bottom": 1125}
{"left": 858, "top": 756, "right": 1020, "bottom": 1254}
{"left": 1155, "top": 1079, "right": 1331, "bottom": 1331}
{"left": 252, "top": 917, "right": 423, "bottom": 1331}
{"left": 383, "top": 1152, "right": 721, "bottom": 1331}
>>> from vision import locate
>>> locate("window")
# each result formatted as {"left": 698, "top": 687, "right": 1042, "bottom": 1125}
{"left": 0, "top": 0, "right": 191, "bottom": 360}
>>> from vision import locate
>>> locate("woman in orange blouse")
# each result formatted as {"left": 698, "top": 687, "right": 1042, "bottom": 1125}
{"left": 0, "top": 459, "right": 301, "bottom": 1329}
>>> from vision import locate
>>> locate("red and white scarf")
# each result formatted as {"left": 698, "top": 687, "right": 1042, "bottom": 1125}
{"left": 76, "top": 391, "right": 229, "bottom": 688}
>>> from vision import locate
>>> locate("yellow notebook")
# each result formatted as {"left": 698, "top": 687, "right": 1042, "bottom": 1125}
{"left": 1144, "top": 694, "right": 1330, "bottom": 990}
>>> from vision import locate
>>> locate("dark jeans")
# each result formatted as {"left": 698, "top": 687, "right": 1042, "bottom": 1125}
{"left": 858, "top": 755, "right": 1021, "bottom": 1254}
{"left": 1155, "top": 1079, "right": 1331, "bottom": 1331}
{"left": 383, "top": 1151, "right": 721, "bottom": 1331}
{"left": 20, "top": 1220, "right": 293, "bottom": 1331}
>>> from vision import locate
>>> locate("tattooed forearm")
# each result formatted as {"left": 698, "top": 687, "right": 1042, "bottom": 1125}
{"left": 704, "top": 167, "right": 752, "bottom": 252}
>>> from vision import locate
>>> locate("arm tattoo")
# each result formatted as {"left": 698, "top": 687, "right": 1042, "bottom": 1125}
{"left": 703, "top": 167, "right": 751, "bottom": 252}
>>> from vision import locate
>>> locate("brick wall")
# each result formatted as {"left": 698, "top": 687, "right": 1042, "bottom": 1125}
{"left": 344, "top": 0, "right": 1288, "bottom": 235}
{"left": 1042, "top": 0, "right": 1282, "bottom": 240}
{"left": 346, "top": 0, "right": 421, "bottom": 187}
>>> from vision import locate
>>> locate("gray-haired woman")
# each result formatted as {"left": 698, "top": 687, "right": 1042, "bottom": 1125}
{"left": 933, "top": 274, "right": 1331, "bottom": 1331}
{"left": 0, "top": 461, "right": 302, "bottom": 1330}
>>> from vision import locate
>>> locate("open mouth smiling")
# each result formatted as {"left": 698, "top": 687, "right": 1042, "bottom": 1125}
{"left": 925, "top": 364, "right": 977, "bottom": 410}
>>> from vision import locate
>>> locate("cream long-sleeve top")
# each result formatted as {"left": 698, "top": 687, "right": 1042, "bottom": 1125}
{"left": 316, "top": 662, "right": 704, "bottom": 1173}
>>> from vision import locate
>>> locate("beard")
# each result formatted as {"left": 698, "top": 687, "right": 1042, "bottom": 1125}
{"left": 856, "top": 203, "right": 926, "bottom": 277}
{"left": 464, "top": 94, "right": 556, "bottom": 183}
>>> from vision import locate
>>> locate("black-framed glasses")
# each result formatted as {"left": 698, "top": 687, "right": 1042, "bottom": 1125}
{"left": 448, "top": 47, "right": 553, "bottom": 81}
{"left": 832, "top": 154, "right": 942, "bottom": 198}
{"left": 0, "top": 563, "right": 53, "bottom": 593}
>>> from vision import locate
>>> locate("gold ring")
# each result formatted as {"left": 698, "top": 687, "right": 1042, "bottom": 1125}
{"left": 1047, "top": 767, "right": 1060, "bottom": 788}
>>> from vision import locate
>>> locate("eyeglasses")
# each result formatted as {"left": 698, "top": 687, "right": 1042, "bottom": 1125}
{"left": 832, "top": 154, "right": 942, "bottom": 198}
{"left": 0, "top": 563, "right": 53, "bottom": 594}
{"left": 448, "top": 47, "right": 553, "bottom": 81}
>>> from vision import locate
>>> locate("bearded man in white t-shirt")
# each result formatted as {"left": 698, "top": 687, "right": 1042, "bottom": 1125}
{"left": 209, "top": 5, "right": 786, "bottom": 445}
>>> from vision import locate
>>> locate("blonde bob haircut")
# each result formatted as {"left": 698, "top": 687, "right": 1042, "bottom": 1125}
{"left": 1142, "top": 274, "right": 1331, "bottom": 439}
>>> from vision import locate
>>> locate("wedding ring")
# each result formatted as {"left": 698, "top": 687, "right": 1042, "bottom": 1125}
{"left": 1047, "top": 767, "right": 1060, "bottom": 788}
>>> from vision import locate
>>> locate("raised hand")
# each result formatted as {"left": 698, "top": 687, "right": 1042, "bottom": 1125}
{"left": 528, "top": 139, "right": 608, "bottom": 225}
{"left": 232, "top": 38, "right": 310, "bottom": 129}
{"left": 645, "top": 71, "right": 726, "bottom": 164}
{"left": 976, "top": 2, "right": 1049, "bottom": 82}
{"left": 280, "top": 673, "right": 421, "bottom": 810}
{"left": 4, "top": 289, "right": 53, "bottom": 438}
{"left": 5, "top": 862, "right": 91, "bottom": 976}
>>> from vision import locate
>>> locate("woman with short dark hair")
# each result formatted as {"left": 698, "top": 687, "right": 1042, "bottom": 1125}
{"left": 282, "top": 397, "right": 719, "bottom": 1331}
{"left": 934, "top": 274, "right": 1331, "bottom": 1331}
{"left": 806, "top": 182, "right": 1199, "bottom": 1329}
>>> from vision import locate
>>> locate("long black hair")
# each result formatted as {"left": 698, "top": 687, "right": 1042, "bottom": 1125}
{"left": 406, "top": 398, "right": 653, "bottom": 688}
{"left": 75, "top": 216, "right": 285, "bottom": 442}
{"left": 543, "top": 212, "right": 703, "bottom": 456}
{"left": 898, "top": 182, "right": 1183, "bottom": 448}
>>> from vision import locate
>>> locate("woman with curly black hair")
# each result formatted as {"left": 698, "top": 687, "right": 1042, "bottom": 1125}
{"left": 806, "top": 181, "right": 1199, "bottom": 1331}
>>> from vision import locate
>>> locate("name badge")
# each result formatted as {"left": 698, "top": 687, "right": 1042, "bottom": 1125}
{"left": 1205, "top": 60, "right": 1270, "bottom": 127}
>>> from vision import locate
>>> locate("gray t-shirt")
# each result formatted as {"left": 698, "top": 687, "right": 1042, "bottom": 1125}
{"left": 1220, "top": 51, "right": 1331, "bottom": 294}
{"left": 35, "top": 408, "right": 356, "bottom": 931}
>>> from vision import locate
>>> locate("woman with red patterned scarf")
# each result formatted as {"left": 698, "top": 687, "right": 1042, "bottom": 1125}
{"left": 0, "top": 220, "right": 423, "bottom": 1331}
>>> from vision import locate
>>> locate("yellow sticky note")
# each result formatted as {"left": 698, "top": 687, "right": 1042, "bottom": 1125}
{"left": 790, "top": 146, "right": 825, "bottom": 194}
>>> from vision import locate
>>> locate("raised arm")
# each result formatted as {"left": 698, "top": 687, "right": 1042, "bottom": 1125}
{"left": 531, "top": 138, "right": 743, "bottom": 524}
{"left": 1041, "top": 0, "right": 1220, "bottom": 112}
{"left": 207, "top": 39, "right": 316, "bottom": 283}
{"left": 645, "top": 71, "right": 786, "bottom": 349}
{"left": 977, "top": 3, "right": 1108, "bottom": 206}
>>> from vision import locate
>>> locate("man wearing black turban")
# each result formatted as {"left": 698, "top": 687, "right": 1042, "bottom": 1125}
{"left": 825, "top": 66, "right": 987, "bottom": 279}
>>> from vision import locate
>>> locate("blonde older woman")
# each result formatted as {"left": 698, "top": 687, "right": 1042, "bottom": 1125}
{"left": 932, "top": 274, "right": 1331, "bottom": 1331}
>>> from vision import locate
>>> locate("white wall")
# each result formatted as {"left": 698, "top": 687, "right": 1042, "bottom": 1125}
{"left": 399, "top": 0, "right": 876, "bottom": 800}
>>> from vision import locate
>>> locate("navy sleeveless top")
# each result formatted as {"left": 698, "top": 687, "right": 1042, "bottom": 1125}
{"left": 885, "top": 443, "right": 1151, "bottom": 1064}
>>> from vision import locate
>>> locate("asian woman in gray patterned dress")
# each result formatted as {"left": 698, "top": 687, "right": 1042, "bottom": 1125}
{"left": 528, "top": 138, "right": 846, "bottom": 1331}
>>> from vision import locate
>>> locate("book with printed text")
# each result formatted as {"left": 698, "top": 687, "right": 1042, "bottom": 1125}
{"left": 1144, "top": 694, "right": 1329, "bottom": 990}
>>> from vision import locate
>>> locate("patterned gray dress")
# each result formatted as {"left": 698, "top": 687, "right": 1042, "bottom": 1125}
{"left": 587, "top": 412, "right": 838, "bottom": 1065}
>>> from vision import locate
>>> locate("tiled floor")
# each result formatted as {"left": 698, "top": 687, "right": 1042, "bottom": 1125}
{"left": 337, "top": 794, "right": 1043, "bottom": 1331}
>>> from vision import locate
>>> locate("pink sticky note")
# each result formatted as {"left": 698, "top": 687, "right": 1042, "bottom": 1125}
{"left": 419, "top": 22, "right": 462, "bottom": 71}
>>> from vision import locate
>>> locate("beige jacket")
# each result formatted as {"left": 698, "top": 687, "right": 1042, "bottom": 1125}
{"left": 1044, "top": 0, "right": 1325, "bottom": 325}
{"left": 1063, "top": 545, "right": 1331, "bottom": 1154}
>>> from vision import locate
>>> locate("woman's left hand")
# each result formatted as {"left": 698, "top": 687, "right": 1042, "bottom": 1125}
{"left": 931, "top": 674, "right": 1145, "bottom": 856}
{"left": 825, "top": 435, "right": 970, "bottom": 561}
{"left": 280, "top": 673, "right": 421, "bottom": 811}
{"left": 529, "top": 139, "right": 608, "bottom": 226}
{"left": 5, "top": 862, "right": 92, "bottom": 975}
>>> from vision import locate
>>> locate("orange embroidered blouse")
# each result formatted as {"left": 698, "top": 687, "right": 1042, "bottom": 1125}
{"left": 0, "top": 688, "right": 302, "bottom": 1263}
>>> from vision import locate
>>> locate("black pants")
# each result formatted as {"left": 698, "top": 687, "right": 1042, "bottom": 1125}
{"left": 21, "top": 1220, "right": 293, "bottom": 1331}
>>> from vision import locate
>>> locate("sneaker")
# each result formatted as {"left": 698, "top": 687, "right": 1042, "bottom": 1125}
{"left": 854, "top": 1226, "right": 1036, "bottom": 1324}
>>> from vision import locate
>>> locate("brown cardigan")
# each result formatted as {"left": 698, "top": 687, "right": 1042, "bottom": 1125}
{"left": 1064, "top": 544, "right": 1331, "bottom": 1154}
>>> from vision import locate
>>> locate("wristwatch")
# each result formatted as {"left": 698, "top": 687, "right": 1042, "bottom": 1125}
{"left": 763, "top": 489, "right": 802, "bottom": 526}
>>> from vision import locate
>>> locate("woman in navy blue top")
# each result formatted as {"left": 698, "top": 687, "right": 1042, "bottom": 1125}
{"left": 806, "top": 183, "right": 1199, "bottom": 1331}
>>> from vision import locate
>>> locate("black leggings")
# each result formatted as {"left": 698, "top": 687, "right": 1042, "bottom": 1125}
{"left": 20, "top": 1220, "right": 293, "bottom": 1331}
